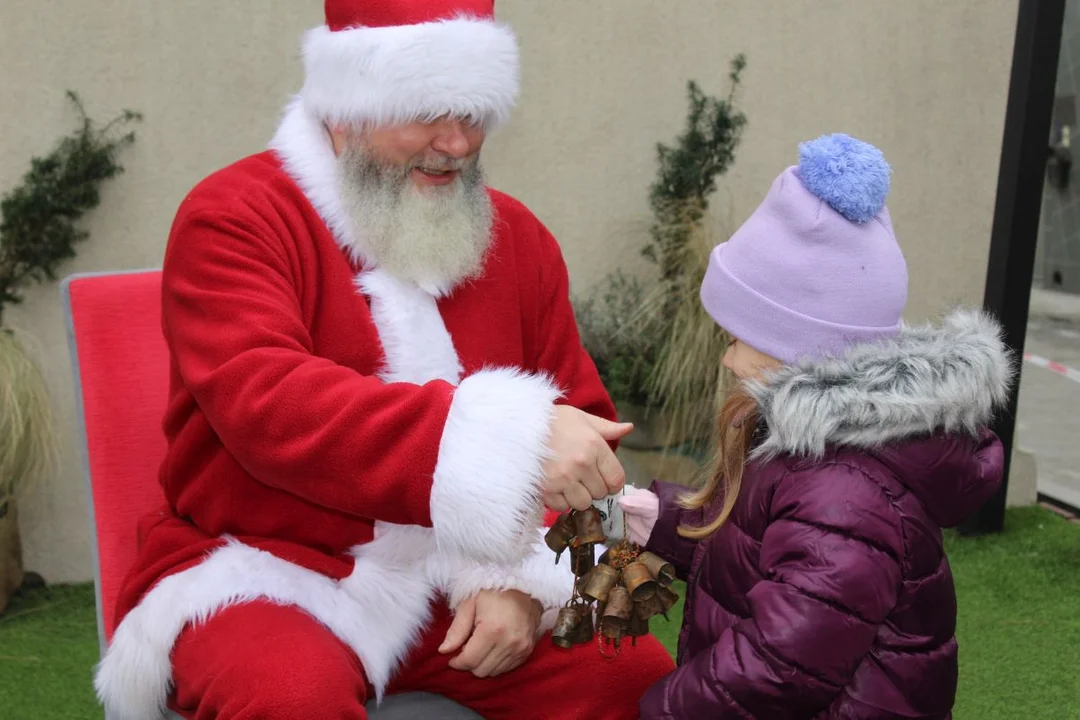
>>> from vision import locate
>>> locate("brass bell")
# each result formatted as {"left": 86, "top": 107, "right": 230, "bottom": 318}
{"left": 630, "top": 587, "right": 665, "bottom": 621}
{"left": 569, "top": 543, "right": 595, "bottom": 575}
{"left": 579, "top": 563, "right": 619, "bottom": 603}
{"left": 621, "top": 561, "right": 658, "bottom": 602}
{"left": 574, "top": 572, "right": 588, "bottom": 597}
{"left": 634, "top": 592, "right": 662, "bottom": 621}
{"left": 655, "top": 585, "right": 679, "bottom": 619}
{"left": 573, "top": 507, "right": 606, "bottom": 545}
{"left": 599, "top": 586, "right": 632, "bottom": 639}
{"left": 638, "top": 551, "right": 676, "bottom": 586}
{"left": 571, "top": 605, "right": 596, "bottom": 645}
{"left": 634, "top": 584, "right": 679, "bottom": 621}
{"left": 552, "top": 604, "right": 583, "bottom": 649}
{"left": 628, "top": 609, "right": 650, "bottom": 646}
{"left": 544, "top": 513, "right": 576, "bottom": 559}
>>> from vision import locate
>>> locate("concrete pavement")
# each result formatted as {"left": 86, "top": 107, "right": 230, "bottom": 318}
{"left": 1017, "top": 289, "right": 1080, "bottom": 510}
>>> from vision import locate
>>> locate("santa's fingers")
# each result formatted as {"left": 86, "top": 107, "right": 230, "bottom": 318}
{"left": 447, "top": 628, "right": 493, "bottom": 673}
{"left": 492, "top": 644, "right": 534, "bottom": 677}
{"left": 439, "top": 597, "right": 477, "bottom": 655}
{"left": 544, "top": 491, "right": 570, "bottom": 513}
{"left": 595, "top": 445, "right": 626, "bottom": 495}
{"left": 471, "top": 634, "right": 533, "bottom": 678}
{"left": 469, "top": 645, "right": 511, "bottom": 678}
{"left": 578, "top": 462, "right": 609, "bottom": 501}
{"left": 564, "top": 481, "right": 594, "bottom": 512}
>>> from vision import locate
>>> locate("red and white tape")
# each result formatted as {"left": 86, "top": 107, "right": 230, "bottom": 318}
{"left": 1024, "top": 352, "right": 1080, "bottom": 385}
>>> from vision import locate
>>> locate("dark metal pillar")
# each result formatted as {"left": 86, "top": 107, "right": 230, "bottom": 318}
{"left": 960, "top": 0, "right": 1067, "bottom": 535}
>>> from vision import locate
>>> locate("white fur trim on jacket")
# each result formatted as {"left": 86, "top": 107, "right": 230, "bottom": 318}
{"left": 96, "top": 528, "right": 582, "bottom": 719}
{"left": 356, "top": 267, "right": 572, "bottom": 621}
{"left": 356, "top": 269, "right": 463, "bottom": 385}
{"left": 95, "top": 527, "right": 438, "bottom": 719}
{"left": 300, "top": 17, "right": 519, "bottom": 130}
{"left": 432, "top": 368, "right": 561, "bottom": 564}
{"left": 746, "top": 308, "right": 1014, "bottom": 459}
{"left": 357, "top": 267, "right": 560, "bottom": 566}
{"left": 429, "top": 527, "right": 579, "bottom": 636}
{"left": 270, "top": 98, "right": 369, "bottom": 265}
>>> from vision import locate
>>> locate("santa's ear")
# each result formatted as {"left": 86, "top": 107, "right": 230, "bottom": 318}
{"left": 325, "top": 122, "right": 349, "bottom": 157}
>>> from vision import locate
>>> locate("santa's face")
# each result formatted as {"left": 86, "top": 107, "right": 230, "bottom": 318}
{"left": 359, "top": 117, "right": 486, "bottom": 189}
{"left": 332, "top": 118, "right": 495, "bottom": 296}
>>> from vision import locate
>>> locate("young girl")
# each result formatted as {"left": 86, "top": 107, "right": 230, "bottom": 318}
{"left": 619, "top": 134, "right": 1012, "bottom": 719}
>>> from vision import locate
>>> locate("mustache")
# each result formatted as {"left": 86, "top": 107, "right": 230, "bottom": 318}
{"left": 407, "top": 155, "right": 469, "bottom": 172}
{"left": 340, "top": 145, "right": 483, "bottom": 191}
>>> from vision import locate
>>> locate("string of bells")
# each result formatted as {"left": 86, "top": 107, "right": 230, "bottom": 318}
{"left": 545, "top": 506, "right": 679, "bottom": 654}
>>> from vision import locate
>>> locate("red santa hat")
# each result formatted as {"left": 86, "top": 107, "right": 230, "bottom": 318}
{"left": 300, "top": 0, "right": 519, "bottom": 130}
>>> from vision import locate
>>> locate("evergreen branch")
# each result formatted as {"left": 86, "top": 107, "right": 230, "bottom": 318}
{"left": 643, "top": 54, "right": 748, "bottom": 299}
{"left": 0, "top": 91, "right": 142, "bottom": 325}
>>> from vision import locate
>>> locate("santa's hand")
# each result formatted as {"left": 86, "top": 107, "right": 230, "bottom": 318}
{"left": 618, "top": 488, "right": 660, "bottom": 546}
{"left": 439, "top": 589, "right": 542, "bottom": 678}
{"left": 542, "top": 405, "right": 633, "bottom": 512}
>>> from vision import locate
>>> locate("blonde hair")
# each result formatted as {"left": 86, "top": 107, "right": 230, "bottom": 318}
{"left": 677, "top": 387, "right": 760, "bottom": 540}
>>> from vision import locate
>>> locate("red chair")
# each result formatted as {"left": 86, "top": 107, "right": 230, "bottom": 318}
{"left": 62, "top": 269, "right": 170, "bottom": 650}
{"left": 62, "top": 269, "right": 478, "bottom": 720}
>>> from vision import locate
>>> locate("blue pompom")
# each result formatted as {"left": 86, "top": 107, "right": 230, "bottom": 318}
{"left": 797, "top": 133, "right": 891, "bottom": 224}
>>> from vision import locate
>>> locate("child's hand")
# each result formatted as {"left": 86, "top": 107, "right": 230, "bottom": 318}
{"left": 617, "top": 488, "right": 660, "bottom": 546}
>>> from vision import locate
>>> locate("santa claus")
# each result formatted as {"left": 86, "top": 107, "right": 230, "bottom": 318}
{"left": 93, "top": 1, "right": 676, "bottom": 718}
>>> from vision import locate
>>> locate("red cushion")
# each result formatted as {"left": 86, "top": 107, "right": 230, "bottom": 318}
{"left": 67, "top": 271, "right": 170, "bottom": 642}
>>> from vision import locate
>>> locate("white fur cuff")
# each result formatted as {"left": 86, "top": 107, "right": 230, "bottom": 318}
{"left": 444, "top": 530, "right": 578, "bottom": 636}
{"left": 430, "top": 368, "right": 561, "bottom": 565}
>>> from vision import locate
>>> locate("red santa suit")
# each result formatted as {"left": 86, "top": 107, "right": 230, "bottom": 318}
{"left": 93, "top": 2, "right": 674, "bottom": 719}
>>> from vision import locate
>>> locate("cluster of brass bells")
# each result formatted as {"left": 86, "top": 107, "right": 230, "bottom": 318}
{"left": 545, "top": 507, "right": 678, "bottom": 654}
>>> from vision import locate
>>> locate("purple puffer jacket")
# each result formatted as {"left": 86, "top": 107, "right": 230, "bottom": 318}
{"left": 639, "top": 310, "right": 1013, "bottom": 719}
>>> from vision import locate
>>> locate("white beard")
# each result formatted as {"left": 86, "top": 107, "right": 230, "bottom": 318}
{"left": 336, "top": 146, "right": 494, "bottom": 297}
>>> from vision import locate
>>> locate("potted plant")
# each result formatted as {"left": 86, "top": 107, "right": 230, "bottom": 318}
{"left": 0, "top": 92, "right": 140, "bottom": 612}
{"left": 575, "top": 55, "right": 748, "bottom": 485}
{"left": 572, "top": 269, "right": 664, "bottom": 435}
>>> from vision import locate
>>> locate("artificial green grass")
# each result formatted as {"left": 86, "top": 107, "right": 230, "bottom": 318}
{"left": 0, "top": 583, "right": 101, "bottom": 719}
{"left": 0, "top": 506, "right": 1076, "bottom": 718}
{"left": 947, "top": 506, "right": 1080, "bottom": 720}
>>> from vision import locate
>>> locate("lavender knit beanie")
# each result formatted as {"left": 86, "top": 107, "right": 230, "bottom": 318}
{"left": 700, "top": 133, "right": 908, "bottom": 364}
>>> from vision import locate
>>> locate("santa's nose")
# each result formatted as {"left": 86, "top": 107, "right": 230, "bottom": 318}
{"left": 429, "top": 120, "right": 474, "bottom": 159}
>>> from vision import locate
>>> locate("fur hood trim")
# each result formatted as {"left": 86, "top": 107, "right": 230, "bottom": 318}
{"left": 745, "top": 309, "right": 1014, "bottom": 458}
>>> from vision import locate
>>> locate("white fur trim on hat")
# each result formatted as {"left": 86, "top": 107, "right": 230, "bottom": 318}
{"left": 300, "top": 16, "right": 520, "bottom": 129}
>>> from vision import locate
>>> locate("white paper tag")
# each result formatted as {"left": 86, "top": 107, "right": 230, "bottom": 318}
{"left": 592, "top": 492, "right": 626, "bottom": 544}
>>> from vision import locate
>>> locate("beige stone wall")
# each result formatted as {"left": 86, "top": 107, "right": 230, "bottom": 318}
{"left": 1, "top": 1, "right": 1017, "bottom": 582}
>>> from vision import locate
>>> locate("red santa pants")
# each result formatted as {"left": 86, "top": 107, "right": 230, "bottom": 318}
{"left": 168, "top": 599, "right": 675, "bottom": 719}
